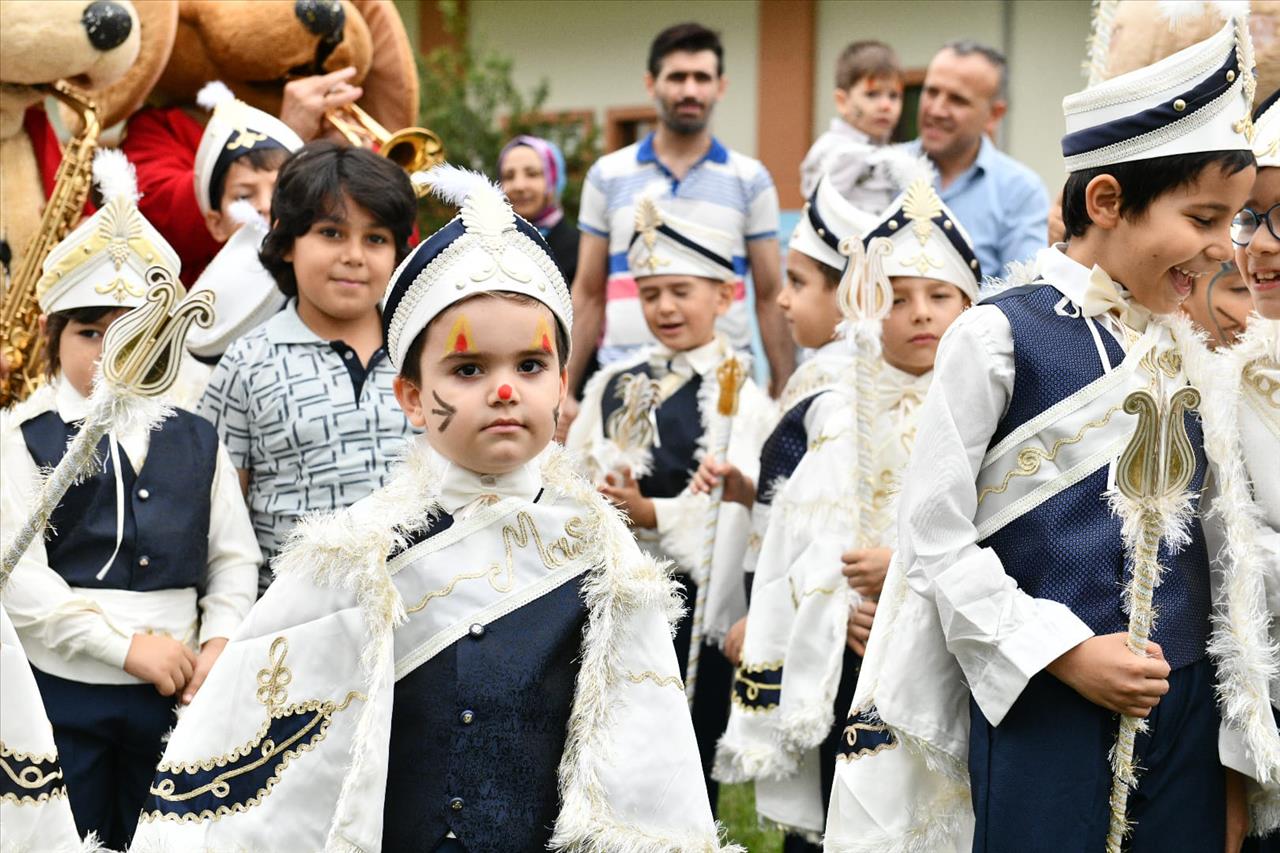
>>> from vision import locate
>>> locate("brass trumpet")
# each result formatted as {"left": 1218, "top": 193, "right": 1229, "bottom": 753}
{"left": 326, "top": 104, "right": 444, "bottom": 196}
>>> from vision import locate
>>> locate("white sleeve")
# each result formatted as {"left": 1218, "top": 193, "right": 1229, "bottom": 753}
{"left": 897, "top": 306, "right": 1094, "bottom": 725}
{"left": 0, "top": 417, "right": 132, "bottom": 669}
{"left": 197, "top": 442, "right": 262, "bottom": 644}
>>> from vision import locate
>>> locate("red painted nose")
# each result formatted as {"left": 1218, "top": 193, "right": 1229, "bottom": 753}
{"left": 497, "top": 384, "right": 513, "bottom": 401}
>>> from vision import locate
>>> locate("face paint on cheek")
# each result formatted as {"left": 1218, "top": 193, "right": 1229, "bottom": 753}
{"left": 497, "top": 384, "right": 513, "bottom": 400}
{"left": 430, "top": 390, "right": 457, "bottom": 432}
{"left": 444, "top": 316, "right": 474, "bottom": 356}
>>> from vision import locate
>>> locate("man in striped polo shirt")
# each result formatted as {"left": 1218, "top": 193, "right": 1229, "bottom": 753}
{"left": 564, "top": 22, "right": 793, "bottom": 429}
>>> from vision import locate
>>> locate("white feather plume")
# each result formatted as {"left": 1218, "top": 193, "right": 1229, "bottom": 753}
{"left": 424, "top": 163, "right": 514, "bottom": 240}
{"left": 196, "top": 80, "right": 236, "bottom": 112}
{"left": 1158, "top": 0, "right": 1210, "bottom": 28}
{"left": 91, "top": 148, "right": 138, "bottom": 204}
{"left": 1214, "top": 0, "right": 1251, "bottom": 19}
{"left": 871, "top": 146, "right": 936, "bottom": 199}
{"left": 227, "top": 199, "right": 267, "bottom": 231}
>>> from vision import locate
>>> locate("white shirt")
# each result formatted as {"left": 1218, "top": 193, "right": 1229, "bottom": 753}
{"left": 897, "top": 247, "right": 1122, "bottom": 724}
{"left": 1, "top": 379, "right": 260, "bottom": 684}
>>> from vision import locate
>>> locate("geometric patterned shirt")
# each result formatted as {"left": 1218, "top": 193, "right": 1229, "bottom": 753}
{"left": 197, "top": 301, "right": 417, "bottom": 593}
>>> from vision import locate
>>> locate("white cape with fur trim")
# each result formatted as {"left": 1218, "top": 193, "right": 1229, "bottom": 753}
{"left": 0, "top": 607, "right": 95, "bottom": 853}
{"left": 130, "top": 442, "right": 734, "bottom": 853}
{"left": 566, "top": 341, "right": 776, "bottom": 647}
{"left": 1197, "top": 317, "right": 1280, "bottom": 834}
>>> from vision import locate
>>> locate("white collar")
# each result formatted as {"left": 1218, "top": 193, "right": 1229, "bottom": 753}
{"left": 827, "top": 118, "right": 873, "bottom": 146}
{"left": 1035, "top": 244, "right": 1102, "bottom": 308}
{"left": 436, "top": 455, "right": 543, "bottom": 515}
{"left": 53, "top": 375, "right": 91, "bottom": 423}
{"left": 651, "top": 335, "right": 726, "bottom": 377}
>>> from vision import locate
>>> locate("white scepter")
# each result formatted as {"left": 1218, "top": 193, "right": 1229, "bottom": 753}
{"left": 836, "top": 233, "right": 895, "bottom": 558}
{"left": 1105, "top": 383, "right": 1201, "bottom": 851}
{"left": 1, "top": 268, "right": 214, "bottom": 590}
{"left": 685, "top": 353, "right": 746, "bottom": 706}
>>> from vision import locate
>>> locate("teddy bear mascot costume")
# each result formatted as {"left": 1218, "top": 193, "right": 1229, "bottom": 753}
{"left": 118, "top": 0, "right": 419, "bottom": 286}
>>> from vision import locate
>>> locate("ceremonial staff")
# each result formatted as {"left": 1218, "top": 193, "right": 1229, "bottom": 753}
{"left": 836, "top": 233, "right": 894, "bottom": 560}
{"left": 1, "top": 269, "right": 214, "bottom": 589}
{"left": 1105, "top": 381, "right": 1201, "bottom": 851}
{"left": 685, "top": 354, "right": 745, "bottom": 706}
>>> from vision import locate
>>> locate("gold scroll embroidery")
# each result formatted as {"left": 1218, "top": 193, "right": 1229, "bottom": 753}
{"left": 977, "top": 404, "right": 1122, "bottom": 505}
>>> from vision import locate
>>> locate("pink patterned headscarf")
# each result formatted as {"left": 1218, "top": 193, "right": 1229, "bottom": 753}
{"left": 497, "top": 135, "right": 567, "bottom": 233}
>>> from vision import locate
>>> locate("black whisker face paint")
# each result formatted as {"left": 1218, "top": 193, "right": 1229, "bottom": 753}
{"left": 431, "top": 390, "right": 457, "bottom": 432}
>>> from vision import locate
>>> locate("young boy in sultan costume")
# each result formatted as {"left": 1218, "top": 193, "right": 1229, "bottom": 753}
{"left": 707, "top": 170, "right": 977, "bottom": 848}
{"left": 131, "top": 166, "right": 734, "bottom": 853}
{"left": 825, "top": 18, "right": 1263, "bottom": 853}
{"left": 566, "top": 197, "right": 775, "bottom": 811}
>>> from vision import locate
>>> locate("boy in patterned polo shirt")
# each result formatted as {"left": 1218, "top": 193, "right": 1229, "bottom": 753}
{"left": 198, "top": 142, "right": 418, "bottom": 594}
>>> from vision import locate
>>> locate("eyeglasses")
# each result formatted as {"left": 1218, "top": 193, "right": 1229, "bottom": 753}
{"left": 1231, "top": 203, "right": 1280, "bottom": 246}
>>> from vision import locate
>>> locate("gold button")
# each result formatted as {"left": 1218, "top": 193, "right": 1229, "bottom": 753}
{"left": 817, "top": 228, "right": 826, "bottom": 238}
{"left": 970, "top": 260, "right": 979, "bottom": 269}
{"left": 1173, "top": 99, "right": 1187, "bottom": 112}
{"left": 888, "top": 220, "right": 899, "bottom": 230}
{"left": 943, "top": 220, "right": 953, "bottom": 230}
{"left": 1227, "top": 70, "right": 1236, "bottom": 82}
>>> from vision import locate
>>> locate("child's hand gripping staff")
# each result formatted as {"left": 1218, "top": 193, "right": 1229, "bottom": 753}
{"left": 1, "top": 268, "right": 214, "bottom": 588}
{"left": 685, "top": 354, "right": 746, "bottom": 706}
{"left": 1105, "top": 383, "right": 1201, "bottom": 852}
{"left": 836, "top": 232, "right": 894, "bottom": 567}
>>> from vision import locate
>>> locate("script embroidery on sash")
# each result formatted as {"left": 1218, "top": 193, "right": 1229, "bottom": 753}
{"left": 977, "top": 404, "right": 1124, "bottom": 504}
{"left": 405, "top": 512, "right": 588, "bottom": 614}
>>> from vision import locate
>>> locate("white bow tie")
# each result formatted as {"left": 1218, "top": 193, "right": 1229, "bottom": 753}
{"left": 436, "top": 463, "right": 541, "bottom": 515}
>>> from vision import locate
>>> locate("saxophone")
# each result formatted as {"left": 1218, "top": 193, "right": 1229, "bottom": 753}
{"left": 0, "top": 81, "right": 101, "bottom": 407}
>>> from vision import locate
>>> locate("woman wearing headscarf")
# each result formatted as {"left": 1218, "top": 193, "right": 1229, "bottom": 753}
{"left": 498, "top": 135, "right": 578, "bottom": 286}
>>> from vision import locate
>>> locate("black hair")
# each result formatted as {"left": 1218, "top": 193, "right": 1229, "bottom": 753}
{"left": 818, "top": 259, "right": 842, "bottom": 288}
{"left": 260, "top": 141, "right": 416, "bottom": 299}
{"left": 209, "top": 146, "right": 291, "bottom": 212}
{"left": 44, "top": 305, "right": 117, "bottom": 377}
{"left": 399, "top": 292, "right": 569, "bottom": 385}
{"left": 1061, "top": 149, "right": 1256, "bottom": 239}
{"left": 648, "top": 22, "right": 723, "bottom": 78}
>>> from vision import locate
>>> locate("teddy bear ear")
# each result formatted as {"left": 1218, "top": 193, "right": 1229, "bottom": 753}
{"left": 347, "top": 0, "right": 420, "bottom": 133}
{"left": 85, "top": 0, "right": 178, "bottom": 129}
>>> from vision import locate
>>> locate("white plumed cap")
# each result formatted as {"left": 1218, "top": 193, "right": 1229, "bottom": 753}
{"left": 381, "top": 164, "right": 572, "bottom": 372}
{"left": 861, "top": 178, "right": 982, "bottom": 302}
{"left": 626, "top": 197, "right": 738, "bottom": 284}
{"left": 1254, "top": 87, "right": 1280, "bottom": 168}
{"left": 1061, "top": 17, "right": 1256, "bottom": 172}
{"left": 192, "top": 80, "right": 303, "bottom": 218}
{"left": 37, "top": 149, "right": 181, "bottom": 314}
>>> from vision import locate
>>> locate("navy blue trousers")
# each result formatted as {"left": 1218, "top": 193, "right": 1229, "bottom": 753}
{"left": 32, "top": 667, "right": 175, "bottom": 851}
{"left": 969, "top": 657, "right": 1223, "bottom": 852}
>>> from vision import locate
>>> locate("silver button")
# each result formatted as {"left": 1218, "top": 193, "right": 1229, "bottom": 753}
{"left": 343, "top": 350, "right": 355, "bottom": 360}
{"left": 468, "top": 623, "right": 485, "bottom": 639}
{"left": 138, "top": 556, "right": 151, "bottom": 568}
{"left": 448, "top": 797, "right": 464, "bottom": 812}
{"left": 460, "top": 710, "right": 475, "bottom": 725}
{"left": 137, "top": 488, "right": 150, "bottom": 501}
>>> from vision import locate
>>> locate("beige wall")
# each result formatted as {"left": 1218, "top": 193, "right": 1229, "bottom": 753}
{"left": 467, "top": 0, "right": 761, "bottom": 157}
{"left": 813, "top": 0, "right": 1092, "bottom": 192}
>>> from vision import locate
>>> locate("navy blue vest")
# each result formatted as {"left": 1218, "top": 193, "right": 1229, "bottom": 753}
{"left": 600, "top": 364, "right": 703, "bottom": 499}
{"left": 21, "top": 409, "right": 217, "bottom": 591}
{"left": 383, "top": 513, "right": 589, "bottom": 853}
{"left": 979, "top": 285, "right": 1211, "bottom": 670}
{"left": 758, "top": 392, "right": 824, "bottom": 505}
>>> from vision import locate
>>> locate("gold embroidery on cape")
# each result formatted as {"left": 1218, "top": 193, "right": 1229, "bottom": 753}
{"left": 405, "top": 512, "right": 588, "bottom": 614}
{"left": 1244, "top": 358, "right": 1280, "bottom": 412}
{"left": 731, "top": 660, "right": 784, "bottom": 712}
{"left": 977, "top": 404, "right": 1123, "bottom": 504}
{"left": 623, "top": 670, "right": 684, "bottom": 690}
{"left": 789, "top": 574, "right": 842, "bottom": 608}
{"left": 140, "top": 635, "right": 365, "bottom": 824}
{"left": 0, "top": 755, "right": 64, "bottom": 790}
{"left": 837, "top": 721, "right": 900, "bottom": 762}
{"left": 0, "top": 739, "right": 68, "bottom": 804}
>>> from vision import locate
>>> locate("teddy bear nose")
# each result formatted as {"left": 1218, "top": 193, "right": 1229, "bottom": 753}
{"left": 81, "top": 1, "right": 133, "bottom": 52}
{"left": 295, "top": 0, "right": 346, "bottom": 42}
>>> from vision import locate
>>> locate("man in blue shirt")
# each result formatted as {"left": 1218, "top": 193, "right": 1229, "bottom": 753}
{"left": 910, "top": 40, "right": 1049, "bottom": 279}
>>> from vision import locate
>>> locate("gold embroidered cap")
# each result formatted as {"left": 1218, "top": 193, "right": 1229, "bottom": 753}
{"left": 626, "top": 196, "right": 737, "bottom": 283}
{"left": 1254, "top": 86, "right": 1279, "bottom": 168}
{"left": 37, "top": 149, "right": 181, "bottom": 314}
{"left": 861, "top": 178, "right": 981, "bottom": 301}
{"left": 193, "top": 81, "right": 303, "bottom": 218}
